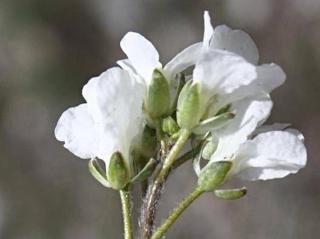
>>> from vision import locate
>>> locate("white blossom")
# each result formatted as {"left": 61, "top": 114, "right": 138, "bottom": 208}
{"left": 194, "top": 93, "right": 307, "bottom": 181}
{"left": 55, "top": 67, "right": 145, "bottom": 177}
{"left": 191, "top": 11, "right": 306, "bottom": 181}
{"left": 54, "top": 10, "right": 307, "bottom": 185}
{"left": 168, "top": 13, "right": 283, "bottom": 126}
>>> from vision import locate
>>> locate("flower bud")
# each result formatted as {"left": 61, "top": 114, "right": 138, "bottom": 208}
{"left": 198, "top": 161, "right": 232, "bottom": 192}
{"left": 214, "top": 187, "right": 247, "bottom": 200}
{"left": 107, "top": 152, "right": 130, "bottom": 190}
{"left": 145, "top": 69, "right": 171, "bottom": 119}
{"left": 177, "top": 82, "right": 202, "bottom": 129}
{"left": 162, "top": 116, "right": 180, "bottom": 135}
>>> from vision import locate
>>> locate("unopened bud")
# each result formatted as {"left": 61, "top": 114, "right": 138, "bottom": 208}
{"left": 177, "top": 82, "right": 202, "bottom": 129}
{"left": 162, "top": 116, "right": 180, "bottom": 135}
{"left": 145, "top": 69, "right": 171, "bottom": 119}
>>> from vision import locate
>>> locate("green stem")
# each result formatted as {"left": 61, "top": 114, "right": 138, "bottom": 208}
{"left": 141, "top": 129, "right": 191, "bottom": 238}
{"left": 120, "top": 190, "right": 134, "bottom": 239}
{"left": 160, "top": 129, "right": 191, "bottom": 178}
{"left": 151, "top": 186, "right": 204, "bottom": 239}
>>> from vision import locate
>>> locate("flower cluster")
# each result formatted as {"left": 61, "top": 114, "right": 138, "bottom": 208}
{"left": 54, "top": 11, "right": 307, "bottom": 239}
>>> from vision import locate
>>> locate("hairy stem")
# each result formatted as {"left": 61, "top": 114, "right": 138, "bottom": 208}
{"left": 151, "top": 187, "right": 204, "bottom": 239}
{"left": 141, "top": 129, "right": 191, "bottom": 238}
{"left": 120, "top": 190, "right": 134, "bottom": 239}
{"left": 159, "top": 129, "right": 191, "bottom": 179}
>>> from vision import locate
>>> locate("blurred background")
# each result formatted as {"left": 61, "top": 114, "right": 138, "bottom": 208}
{"left": 0, "top": 0, "right": 319, "bottom": 238}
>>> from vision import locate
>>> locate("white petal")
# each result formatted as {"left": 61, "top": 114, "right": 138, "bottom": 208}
{"left": 235, "top": 131, "right": 307, "bottom": 180}
{"left": 211, "top": 25, "right": 259, "bottom": 65}
{"left": 163, "top": 11, "right": 213, "bottom": 78}
{"left": 82, "top": 67, "right": 145, "bottom": 162}
{"left": 164, "top": 43, "right": 203, "bottom": 78}
{"left": 252, "top": 123, "right": 291, "bottom": 136}
{"left": 54, "top": 104, "right": 99, "bottom": 159}
{"left": 211, "top": 94, "right": 273, "bottom": 161}
{"left": 203, "top": 11, "right": 214, "bottom": 48}
{"left": 255, "top": 63, "right": 286, "bottom": 92}
{"left": 285, "top": 128, "right": 305, "bottom": 141}
{"left": 117, "top": 59, "right": 138, "bottom": 76}
{"left": 117, "top": 59, "right": 145, "bottom": 85}
{"left": 193, "top": 49, "right": 257, "bottom": 98}
{"left": 120, "top": 32, "right": 161, "bottom": 83}
{"left": 208, "top": 63, "right": 285, "bottom": 115}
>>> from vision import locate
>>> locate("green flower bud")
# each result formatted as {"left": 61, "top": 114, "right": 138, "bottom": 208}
{"left": 145, "top": 69, "right": 171, "bottom": 119}
{"left": 214, "top": 187, "right": 247, "bottom": 200}
{"left": 177, "top": 82, "right": 202, "bottom": 129}
{"left": 162, "top": 116, "right": 180, "bottom": 135}
{"left": 107, "top": 152, "right": 130, "bottom": 190}
{"left": 198, "top": 161, "right": 232, "bottom": 192}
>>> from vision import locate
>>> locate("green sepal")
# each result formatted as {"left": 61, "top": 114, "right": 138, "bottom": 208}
{"left": 138, "top": 125, "right": 158, "bottom": 159}
{"left": 192, "top": 112, "right": 235, "bottom": 135}
{"left": 132, "top": 125, "right": 157, "bottom": 175}
{"left": 201, "top": 135, "right": 219, "bottom": 160}
{"left": 145, "top": 69, "right": 171, "bottom": 119}
{"left": 107, "top": 152, "right": 130, "bottom": 190}
{"left": 177, "top": 82, "right": 202, "bottom": 130}
{"left": 130, "top": 158, "right": 157, "bottom": 183}
{"left": 162, "top": 116, "right": 180, "bottom": 135}
{"left": 215, "top": 104, "right": 231, "bottom": 116}
{"left": 198, "top": 161, "right": 232, "bottom": 192}
{"left": 88, "top": 159, "right": 111, "bottom": 188}
{"left": 214, "top": 187, "right": 247, "bottom": 200}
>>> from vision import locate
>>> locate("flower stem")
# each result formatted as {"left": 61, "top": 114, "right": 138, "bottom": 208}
{"left": 120, "top": 190, "right": 134, "bottom": 239}
{"left": 160, "top": 129, "right": 191, "bottom": 179}
{"left": 151, "top": 186, "right": 205, "bottom": 239}
{"left": 141, "top": 129, "right": 191, "bottom": 238}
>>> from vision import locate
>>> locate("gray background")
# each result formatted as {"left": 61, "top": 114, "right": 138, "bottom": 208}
{"left": 0, "top": 0, "right": 319, "bottom": 238}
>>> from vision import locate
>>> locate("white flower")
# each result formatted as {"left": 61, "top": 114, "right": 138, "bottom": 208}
{"left": 168, "top": 11, "right": 285, "bottom": 132}
{"left": 198, "top": 11, "right": 286, "bottom": 116}
{"left": 191, "top": 11, "right": 307, "bottom": 181}
{"left": 194, "top": 95, "right": 307, "bottom": 181}
{"left": 54, "top": 67, "right": 145, "bottom": 177}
